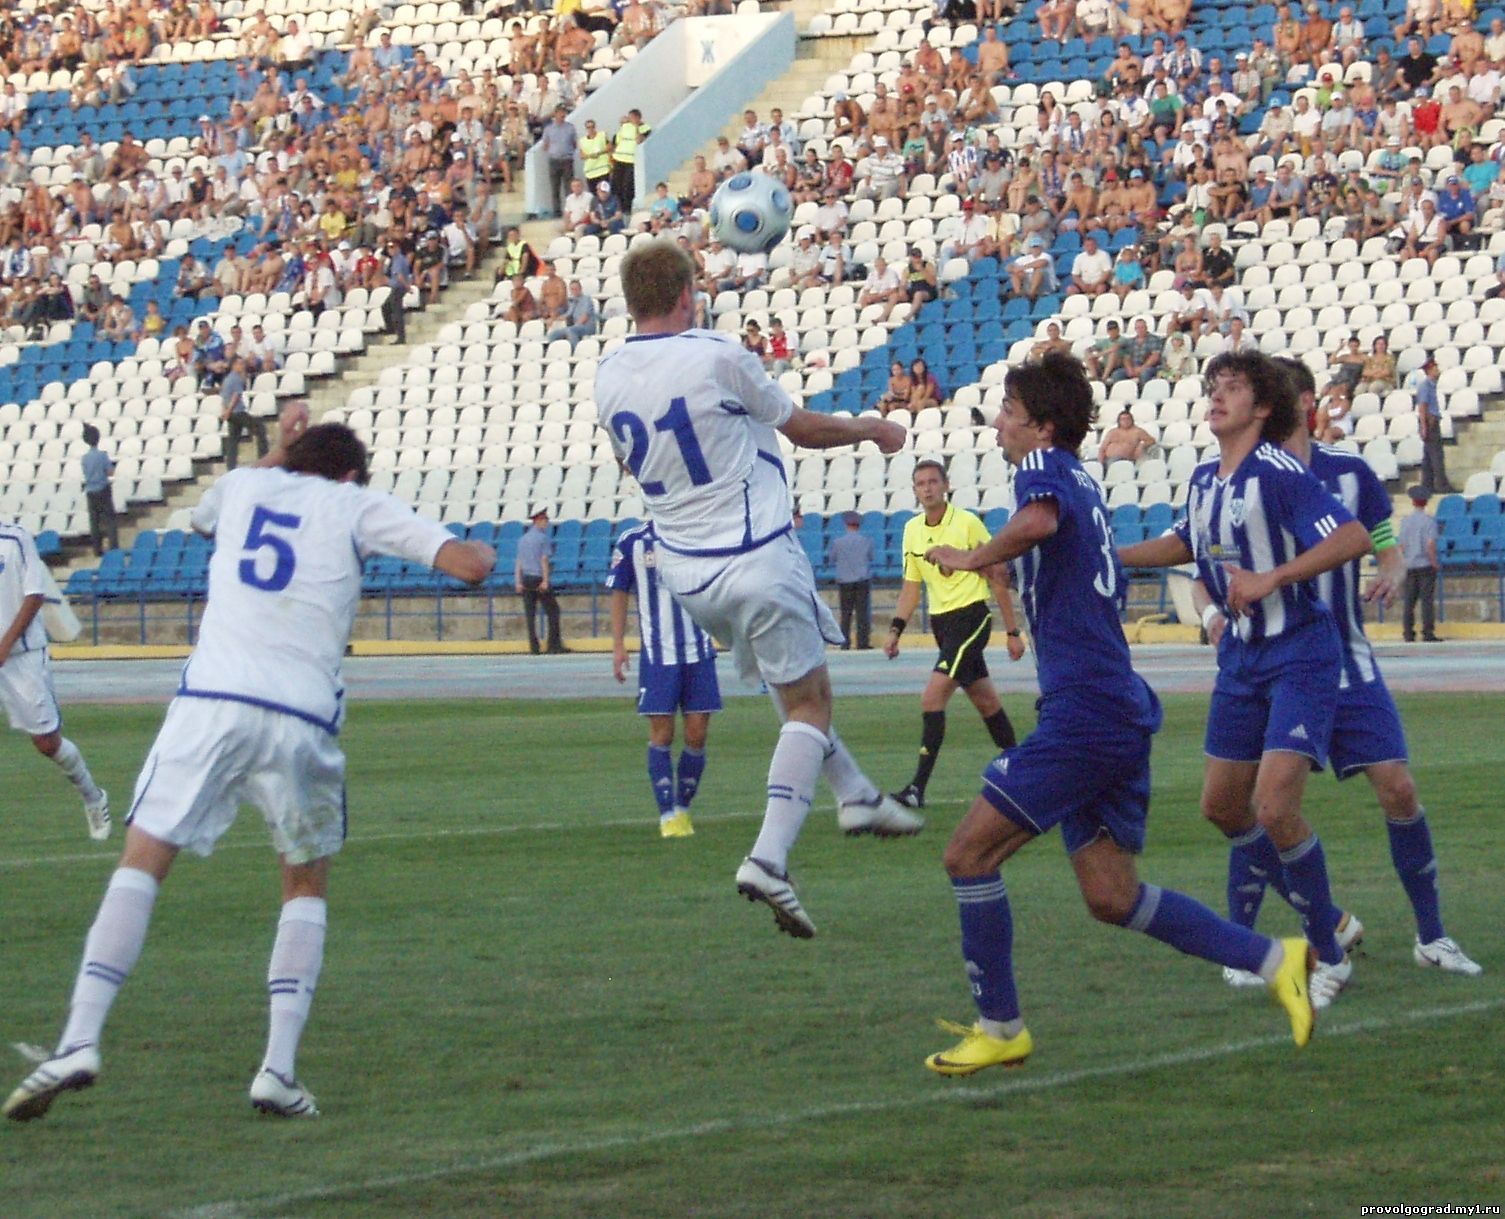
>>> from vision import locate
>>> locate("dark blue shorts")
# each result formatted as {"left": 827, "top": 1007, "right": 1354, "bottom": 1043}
{"left": 1329, "top": 674, "right": 1409, "bottom": 780}
{"left": 980, "top": 708, "right": 1156, "bottom": 856}
{"left": 637, "top": 657, "right": 722, "bottom": 717}
{"left": 1205, "top": 621, "right": 1342, "bottom": 770}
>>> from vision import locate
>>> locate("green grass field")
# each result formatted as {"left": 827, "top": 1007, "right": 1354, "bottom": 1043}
{"left": 1, "top": 691, "right": 1502, "bottom": 1219}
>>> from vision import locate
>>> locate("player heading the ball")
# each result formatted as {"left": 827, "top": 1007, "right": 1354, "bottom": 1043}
{"left": 595, "top": 238, "right": 919, "bottom": 940}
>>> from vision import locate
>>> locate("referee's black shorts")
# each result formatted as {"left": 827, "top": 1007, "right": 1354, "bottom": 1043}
{"left": 930, "top": 599, "right": 992, "bottom": 688}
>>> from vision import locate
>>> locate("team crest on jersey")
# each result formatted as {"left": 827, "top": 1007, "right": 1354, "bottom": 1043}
{"left": 1227, "top": 497, "right": 1248, "bottom": 528}
{"left": 643, "top": 547, "right": 656, "bottom": 568}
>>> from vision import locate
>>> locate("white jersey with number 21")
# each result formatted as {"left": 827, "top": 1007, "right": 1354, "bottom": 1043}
{"left": 594, "top": 330, "right": 795, "bottom": 557}
{"left": 184, "top": 467, "right": 454, "bottom": 733}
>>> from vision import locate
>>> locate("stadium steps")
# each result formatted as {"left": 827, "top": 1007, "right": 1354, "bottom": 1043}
{"left": 1446, "top": 397, "right": 1505, "bottom": 483}
{"left": 1384, "top": 395, "right": 1505, "bottom": 514}
{"left": 661, "top": 22, "right": 869, "bottom": 199}
{"left": 46, "top": 240, "right": 523, "bottom": 574}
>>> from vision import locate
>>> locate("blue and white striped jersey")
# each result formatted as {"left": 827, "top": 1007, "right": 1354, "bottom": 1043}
{"left": 1307, "top": 442, "right": 1393, "bottom": 688}
{"left": 606, "top": 523, "right": 716, "bottom": 667}
{"left": 1174, "top": 441, "right": 1355, "bottom": 645}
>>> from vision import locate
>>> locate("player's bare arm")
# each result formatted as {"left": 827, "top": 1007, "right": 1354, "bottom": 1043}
{"left": 1117, "top": 532, "right": 1194, "bottom": 569}
{"left": 781, "top": 408, "right": 905, "bottom": 454}
{"left": 610, "top": 588, "right": 631, "bottom": 682}
{"left": 1191, "top": 577, "right": 1228, "bottom": 647}
{"left": 983, "top": 564, "right": 1026, "bottom": 661}
{"left": 433, "top": 540, "right": 496, "bottom": 585}
{"left": 255, "top": 399, "right": 311, "bottom": 469}
{"left": 926, "top": 500, "right": 1060, "bottom": 573}
{"left": 1223, "top": 519, "right": 1369, "bottom": 614}
{"left": 0, "top": 592, "right": 44, "bottom": 666}
{"left": 883, "top": 578, "right": 923, "bottom": 658}
{"left": 1368, "top": 537, "right": 1405, "bottom": 608}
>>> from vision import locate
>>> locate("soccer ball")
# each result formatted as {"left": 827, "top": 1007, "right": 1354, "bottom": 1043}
{"left": 709, "top": 172, "right": 792, "bottom": 254}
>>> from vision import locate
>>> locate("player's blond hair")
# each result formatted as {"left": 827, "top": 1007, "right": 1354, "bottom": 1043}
{"left": 622, "top": 239, "right": 695, "bottom": 323}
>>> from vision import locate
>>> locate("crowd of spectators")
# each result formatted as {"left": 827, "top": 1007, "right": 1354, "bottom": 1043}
{"left": 604, "top": 0, "right": 1505, "bottom": 416}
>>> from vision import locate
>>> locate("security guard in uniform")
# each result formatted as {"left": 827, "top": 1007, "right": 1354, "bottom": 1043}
{"left": 579, "top": 118, "right": 612, "bottom": 196}
{"left": 610, "top": 108, "right": 649, "bottom": 213}
{"left": 884, "top": 458, "right": 1024, "bottom": 809}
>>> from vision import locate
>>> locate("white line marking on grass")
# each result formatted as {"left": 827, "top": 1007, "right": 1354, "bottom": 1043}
{"left": 171, "top": 996, "right": 1505, "bottom": 1219}
{"left": 0, "top": 801, "right": 973, "bottom": 871}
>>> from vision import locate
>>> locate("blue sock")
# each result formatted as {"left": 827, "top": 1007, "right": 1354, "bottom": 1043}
{"left": 953, "top": 874, "right": 1020, "bottom": 1023}
{"left": 647, "top": 744, "right": 675, "bottom": 817}
{"left": 1387, "top": 812, "right": 1444, "bottom": 943}
{"left": 1279, "top": 834, "right": 1345, "bottom": 965}
{"left": 1226, "top": 825, "right": 1277, "bottom": 927}
{"left": 1225, "top": 824, "right": 1295, "bottom": 923}
{"left": 675, "top": 747, "right": 706, "bottom": 811}
{"left": 1123, "top": 883, "right": 1272, "bottom": 974}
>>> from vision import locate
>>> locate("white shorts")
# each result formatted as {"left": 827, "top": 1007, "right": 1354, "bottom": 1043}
{"left": 127, "top": 697, "right": 348, "bottom": 865}
{"left": 0, "top": 649, "right": 61, "bottom": 736}
{"left": 657, "top": 532, "right": 841, "bottom": 687}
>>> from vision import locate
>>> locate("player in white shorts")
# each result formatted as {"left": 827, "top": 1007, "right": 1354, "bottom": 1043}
{"left": 4, "top": 411, "right": 496, "bottom": 1123}
{"left": 595, "top": 239, "right": 917, "bottom": 940}
{"left": 0, "top": 520, "right": 110, "bottom": 840}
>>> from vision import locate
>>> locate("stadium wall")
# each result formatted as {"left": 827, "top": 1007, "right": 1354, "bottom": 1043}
{"left": 524, "top": 11, "right": 795, "bottom": 216}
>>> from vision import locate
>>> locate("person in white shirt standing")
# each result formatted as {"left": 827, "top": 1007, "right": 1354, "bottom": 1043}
{"left": 594, "top": 240, "right": 919, "bottom": 939}
{"left": 0, "top": 521, "right": 110, "bottom": 840}
{"left": 3, "top": 406, "right": 495, "bottom": 1124}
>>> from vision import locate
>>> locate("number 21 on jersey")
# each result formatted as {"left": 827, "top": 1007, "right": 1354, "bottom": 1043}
{"left": 610, "top": 397, "right": 711, "bottom": 495}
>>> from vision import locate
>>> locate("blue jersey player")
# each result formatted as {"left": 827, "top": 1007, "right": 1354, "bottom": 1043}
{"left": 1205, "top": 360, "right": 1480, "bottom": 980}
{"left": 920, "top": 353, "right": 1317, "bottom": 1076}
{"left": 609, "top": 521, "right": 722, "bottom": 839}
{"left": 1120, "top": 352, "right": 1373, "bottom": 1012}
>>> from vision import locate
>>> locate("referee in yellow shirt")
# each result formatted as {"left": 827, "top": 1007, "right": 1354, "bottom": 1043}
{"left": 884, "top": 459, "right": 1024, "bottom": 809}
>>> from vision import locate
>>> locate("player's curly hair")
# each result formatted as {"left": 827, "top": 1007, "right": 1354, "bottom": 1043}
{"left": 1003, "top": 351, "right": 1097, "bottom": 455}
{"left": 284, "top": 423, "right": 370, "bottom": 485}
{"left": 622, "top": 238, "right": 696, "bottom": 324}
{"left": 1204, "top": 351, "right": 1298, "bottom": 443}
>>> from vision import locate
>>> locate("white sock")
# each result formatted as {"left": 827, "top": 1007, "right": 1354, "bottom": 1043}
{"left": 59, "top": 868, "right": 160, "bottom": 1051}
{"left": 821, "top": 724, "right": 880, "bottom": 805}
{"left": 1257, "top": 940, "right": 1285, "bottom": 983}
{"left": 261, "top": 896, "right": 327, "bottom": 1079}
{"left": 52, "top": 737, "right": 103, "bottom": 804}
{"left": 749, "top": 721, "right": 828, "bottom": 872}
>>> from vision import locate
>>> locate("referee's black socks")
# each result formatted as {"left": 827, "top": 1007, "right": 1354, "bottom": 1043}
{"left": 911, "top": 710, "right": 947, "bottom": 795}
{"left": 984, "top": 708, "right": 1017, "bottom": 752}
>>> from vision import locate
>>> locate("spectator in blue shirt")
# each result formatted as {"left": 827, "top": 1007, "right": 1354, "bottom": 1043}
{"left": 230, "top": 60, "right": 258, "bottom": 104}
{"left": 219, "top": 357, "right": 268, "bottom": 470}
{"left": 545, "top": 280, "right": 599, "bottom": 349}
{"left": 1462, "top": 142, "right": 1498, "bottom": 200}
{"left": 373, "top": 31, "right": 403, "bottom": 70}
{"left": 79, "top": 424, "right": 118, "bottom": 556}
{"left": 1415, "top": 355, "right": 1454, "bottom": 496}
{"left": 1435, "top": 174, "right": 1476, "bottom": 247}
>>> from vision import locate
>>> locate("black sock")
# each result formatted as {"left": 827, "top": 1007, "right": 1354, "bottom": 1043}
{"left": 983, "top": 708, "right": 1016, "bottom": 751}
{"left": 912, "top": 710, "right": 946, "bottom": 793}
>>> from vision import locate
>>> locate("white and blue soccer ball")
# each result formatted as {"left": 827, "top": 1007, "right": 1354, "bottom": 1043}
{"left": 709, "top": 172, "right": 793, "bottom": 254}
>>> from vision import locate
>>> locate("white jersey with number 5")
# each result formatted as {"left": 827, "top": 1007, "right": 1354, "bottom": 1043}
{"left": 184, "top": 467, "right": 454, "bottom": 733}
{"left": 594, "top": 330, "right": 795, "bottom": 556}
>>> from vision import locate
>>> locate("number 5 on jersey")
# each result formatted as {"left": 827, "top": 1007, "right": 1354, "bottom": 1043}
{"left": 239, "top": 505, "right": 302, "bottom": 592}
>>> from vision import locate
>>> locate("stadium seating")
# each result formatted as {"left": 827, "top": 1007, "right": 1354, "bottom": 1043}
{"left": 35, "top": 0, "right": 1505, "bottom": 615}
